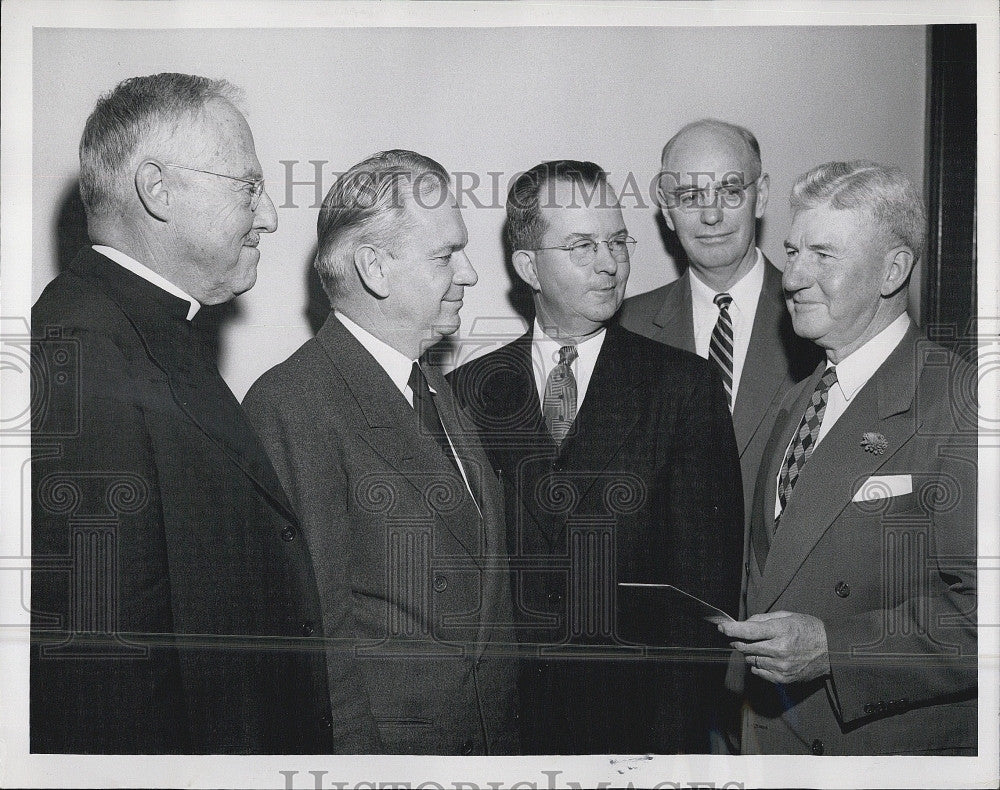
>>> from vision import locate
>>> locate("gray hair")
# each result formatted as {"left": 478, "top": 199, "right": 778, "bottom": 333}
{"left": 789, "top": 160, "right": 926, "bottom": 258}
{"left": 314, "top": 149, "right": 449, "bottom": 301}
{"left": 79, "top": 72, "right": 242, "bottom": 219}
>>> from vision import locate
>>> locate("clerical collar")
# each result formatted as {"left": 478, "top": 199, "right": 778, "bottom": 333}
{"left": 92, "top": 245, "right": 200, "bottom": 320}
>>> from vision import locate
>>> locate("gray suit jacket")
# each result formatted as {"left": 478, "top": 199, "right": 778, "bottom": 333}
{"left": 618, "top": 259, "right": 822, "bottom": 516}
{"left": 742, "top": 324, "right": 977, "bottom": 755}
{"left": 243, "top": 314, "right": 517, "bottom": 754}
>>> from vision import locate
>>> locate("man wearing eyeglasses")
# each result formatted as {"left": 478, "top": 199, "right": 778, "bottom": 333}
{"left": 30, "top": 73, "right": 332, "bottom": 753}
{"left": 449, "top": 160, "right": 743, "bottom": 754}
{"left": 619, "top": 119, "right": 821, "bottom": 524}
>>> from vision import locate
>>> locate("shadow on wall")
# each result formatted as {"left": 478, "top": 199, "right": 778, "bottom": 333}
{"left": 304, "top": 244, "right": 328, "bottom": 337}
{"left": 51, "top": 177, "right": 240, "bottom": 369}
{"left": 55, "top": 179, "right": 90, "bottom": 274}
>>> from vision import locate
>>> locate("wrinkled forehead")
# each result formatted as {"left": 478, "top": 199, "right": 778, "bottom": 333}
{"left": 177, "top": 98, "right": 260, "bottom": 173}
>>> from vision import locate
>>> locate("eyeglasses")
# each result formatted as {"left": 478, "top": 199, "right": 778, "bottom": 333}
{"left": 164, "top": 162, "right": 266, "bottom": 210}
{"left": 662, "top": 177, "right": 761, "bottom": 212}
{"left": 534, "top": 236, "right": 637, "bottom": 265}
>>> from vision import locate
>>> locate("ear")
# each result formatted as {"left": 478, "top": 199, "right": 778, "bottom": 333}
{"left": 511, "top": 249, "right": 541, "bottom": 291}
{"left": 881, "top": 246, "right": 915, "bottom": 297}
{"left": 754, "top": 172, "right": 770, "bottom": 219}
{"left": 353, "top": 245, "right": 391, "bottom": 298}
{"left": 135, "top": 159, "right": 171, "bottom": 222}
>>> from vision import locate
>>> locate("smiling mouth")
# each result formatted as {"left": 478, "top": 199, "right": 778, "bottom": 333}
{"left": 697, "top": 232, "right": 733, "bottom": 242}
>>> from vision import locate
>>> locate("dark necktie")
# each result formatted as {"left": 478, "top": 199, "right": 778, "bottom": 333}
{"left": 408, "top": 360, "right": 462, "bottom": 478}
{"left": 775, "top": 366, "right": 839, "bottom": 526}
{"left": 543, "top": 345, "right": 579, "bottom": 444}
{"left": 709, "top": 292, "right": 734, "bottom": 411}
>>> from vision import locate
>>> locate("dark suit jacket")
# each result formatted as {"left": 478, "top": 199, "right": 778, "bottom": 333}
{"left": 741, "top": 323, "right": 977, "bottom": 755}
{"left": 242, "top": 313, "right": 517, "bottom": 754}
{"left": 617, "top": 259, "right": 822, "bottom": 515}
{"left": 30, "top": 248, "right": 333, "bottom": 754}
{"left": 448, "top": 323, "right": 743, "bottom": 753}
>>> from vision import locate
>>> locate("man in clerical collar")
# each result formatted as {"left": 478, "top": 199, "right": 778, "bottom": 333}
{"left": 449, "top": 159, "right": 744, "bottom": 754}
{"left": 719, "top": 161, "right": 977, "bottom": 756}
{"left": 31, "top": 73, "right": 333, "bottom": 754}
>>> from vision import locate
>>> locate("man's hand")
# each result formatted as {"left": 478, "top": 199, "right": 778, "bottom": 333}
{"left": 717, "top": 611, "right": 830, "bottom": 685}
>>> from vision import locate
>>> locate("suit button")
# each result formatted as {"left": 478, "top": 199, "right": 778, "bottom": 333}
{"left": 433, "top": 575, "right": 448, "bottom": 592}
{"left": 811, "top": 738, "right": 824, "bottom": 755}
{"left": 864, "top": 704, "right": 875, "bottom": 715}
{"left": 462, "top": 738, "right": 475, "bottom": 755}
{"left": 301, "top": 620, "right": 315, "bottom": 637}
{"left": 835, "top": 581, "right": 850, "bottom": 598}
{"left": 546, "top": 590, "right": 563, "bottom": 605}
{"left": 320, "top": 713, "right": 332, "bottom": 729}
{"left": 280, "top": 525, "right": 296, "bottom": 542}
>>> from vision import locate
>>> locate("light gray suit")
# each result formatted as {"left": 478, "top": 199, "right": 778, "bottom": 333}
{"left": 243, "top": 314, "right": 517, "bottom": 754}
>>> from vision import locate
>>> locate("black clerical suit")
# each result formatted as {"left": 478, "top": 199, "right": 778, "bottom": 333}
{"left": 30, "top": 247, "right": 332, "bottom": 754}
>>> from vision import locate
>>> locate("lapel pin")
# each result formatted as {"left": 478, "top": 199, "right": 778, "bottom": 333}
{"left": 860, "top": 431, "right": 888, "bottom": 455}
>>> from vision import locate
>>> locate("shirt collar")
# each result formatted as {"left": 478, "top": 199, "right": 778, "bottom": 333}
{"left": 689, "top": 248, "right": 764, "bottom": 317}
{"left": 532, "top": 318, "right": 606, "bottom": 362}
{"left": 92, "top": 245, "right": 201, "bottom": 320}
{"left": 829, "top": 313, "right": 912, "bottom": 402}
{"left": 335, "top": 310, "right": 423, "bottom": 395}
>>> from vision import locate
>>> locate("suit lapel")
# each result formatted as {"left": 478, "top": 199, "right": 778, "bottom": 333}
{"left": 315, "top": 315, "right": 479, "bottom": 560}
{"left": 732, "top": 260, "right": 788, "bottom": 455}
{"left": 558, "top": 325, "right": 644, "bottom": 500}
{"left": 757, "top": 328, "right": 921, "bottom": 611}
{"left": 749, "top": 365, "right": 820, "bottom": 576}
{"left": 428, "top": 364, "right": 512, "bottom": 650}
{"left": 651, "top": 270, "right": 696, "bottom": 353}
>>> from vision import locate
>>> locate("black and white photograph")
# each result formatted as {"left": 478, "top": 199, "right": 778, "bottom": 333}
{"left": 1, "top": 1, "right": 997, "bottom": 788}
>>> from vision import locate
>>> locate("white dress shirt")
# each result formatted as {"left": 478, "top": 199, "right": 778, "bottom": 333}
{"left": 530, "top": 318, "right": 607, "bottom": 412}
{"left": 689, "top": 248, "right": 765, "bottom": 406}
{"left": 336, "top": 310, "right": 476, "bottom": 505}
{"left": 774, "top": 312, "right": 911, "bottom": 518}
{"left": 93, "top": 245, "right": 200, "bottom": 320}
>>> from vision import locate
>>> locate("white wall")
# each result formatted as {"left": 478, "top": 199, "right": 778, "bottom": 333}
{"left": 32, "top": 26, "right": 927, "bottom": 398}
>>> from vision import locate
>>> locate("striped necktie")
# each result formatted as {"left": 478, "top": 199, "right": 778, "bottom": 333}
{"left": 543, "top": 345, "right": 578, "bottom": 444}
{"left": 775, "top": 366, "right": 839, "bottom": 527}
{"left": 709, "top": 292, "right": 734, "bottom": 411}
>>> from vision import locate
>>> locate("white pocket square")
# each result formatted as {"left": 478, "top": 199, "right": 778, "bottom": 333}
{"left": 852, "top": 474, "right": 913, "bottom": 502}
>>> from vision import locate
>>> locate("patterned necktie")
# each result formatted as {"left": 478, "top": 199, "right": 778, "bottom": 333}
{"left": 543, "top": 345, "right": 579, "bottom": 444}
{"left": 408, "top": 361, "right": 462, "bottom": 478}
{"left": 775, "top": 366, "right": 839, "bottom": 525}
{"left": 709, "top": 292, "right": 734, "bottom": 411}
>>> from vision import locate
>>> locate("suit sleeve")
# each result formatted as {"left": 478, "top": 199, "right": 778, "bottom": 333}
{"left": 662, "top": 361, "right": 745, "bottom": 617}
{"left": 31, "top": 328, "right": 191, "bottom": 753}
{"left": 823, "top": 362, "right": 977, "bottom": 725}
{"left": 242, "top": 378, "right": 384, "bottom": 753}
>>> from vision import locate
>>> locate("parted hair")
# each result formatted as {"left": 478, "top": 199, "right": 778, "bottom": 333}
{"left": 505, "top": 160, "right": 609, "bottom": 252}
{"left": 790, "top": 160, "right": 926, "bottom": 258}
{"left": 314, "top": 149, "right": 449, "bottom": 302}
{"left": 79, "top": 72, "right": 242, "bottom": 219}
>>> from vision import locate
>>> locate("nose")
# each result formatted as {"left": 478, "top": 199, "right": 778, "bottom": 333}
{"left": 452, "top": 249, "right": 478, "bottom": 287}
{"left": 594, "top": 241, "right": 618, "bottom": 275}
{"left": 699, "top": 201, "right": 723, "bottom": 225}
{"left": 254, "top": 188, "right": 278, "bottom": 233}
{"left": 782, "top": 253, "right": 810, "bottom": 293}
